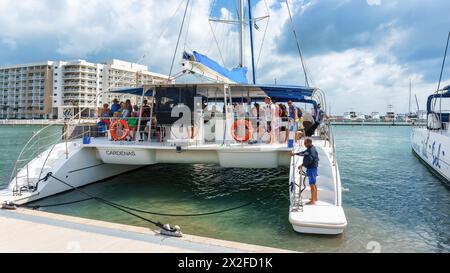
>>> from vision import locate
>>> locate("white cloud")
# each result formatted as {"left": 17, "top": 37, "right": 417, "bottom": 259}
{"left": 248, "top": 0, "right": 443, "bottom": 114}
{"left": 0, "top": 0, "right": 446, "bottom": 114}
{"left": 0, "top": 0, "right": 215, "bottom": 73}
{"left": 1, "top": 38, "right": 16, "bottom": 49}
{"left": 367, "top": 0, "right": 381, "bottom": 6}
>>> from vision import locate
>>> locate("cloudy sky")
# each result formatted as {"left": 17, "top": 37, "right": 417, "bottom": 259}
{"left": 0, "top": 0, "right": 449, "bottom": 114}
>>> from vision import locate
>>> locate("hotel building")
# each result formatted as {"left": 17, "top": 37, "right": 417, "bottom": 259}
{"left": 0, "top": 59, "right": 170, "bottom": 119}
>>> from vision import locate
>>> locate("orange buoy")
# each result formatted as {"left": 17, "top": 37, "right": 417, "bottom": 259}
{"left": 110, "top": 119, "right": 130, "bottom": 141}
{"left": 231, "top": 119, "right": 253, "bottom": 143}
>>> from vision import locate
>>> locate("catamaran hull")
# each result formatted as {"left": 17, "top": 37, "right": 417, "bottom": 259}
{"left": 2, "top": 140, "right": 292, "bottom": 205}
{"left": 291, "top": 224, "right": 346, "bottom": 235}
{"left": 411, "top": 127, "right": 450, "bottom": 185}
{"left": 288, "top": 140, "right": 347, "bottom": 235}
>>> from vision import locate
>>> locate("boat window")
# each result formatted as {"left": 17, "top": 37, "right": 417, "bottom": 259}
{"left": 430, "top": 98, "right": 450, "bottom": 113}
{"left": 154, "top": 86, "right": 197, "bottom": 125}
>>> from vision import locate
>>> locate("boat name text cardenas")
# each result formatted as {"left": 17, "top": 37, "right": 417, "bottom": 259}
{"left": 105, "top": 150, "right": 136, "bottom": 157}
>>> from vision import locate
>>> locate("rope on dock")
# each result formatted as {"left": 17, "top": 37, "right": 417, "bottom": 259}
{"left": 40, "top": 173, "right": 179, "bottom": 234}
{"left": 22, "top": 172, "right": 273, "bottom": 235}
{"left": 21, "top": 197, "right": 94, "bottom": 209}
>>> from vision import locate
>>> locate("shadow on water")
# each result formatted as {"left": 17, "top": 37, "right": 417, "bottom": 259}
{"left": 1, "top": 125, "right": 449, "bottom": 252}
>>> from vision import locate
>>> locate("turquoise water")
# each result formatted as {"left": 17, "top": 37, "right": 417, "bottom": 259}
{"left": 0, "top": 125, "right": 449, "bottom": 252}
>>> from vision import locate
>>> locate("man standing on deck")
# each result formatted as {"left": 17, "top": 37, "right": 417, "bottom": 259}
{"left": 292, "top": 138, "right": 319, "bottom": 205}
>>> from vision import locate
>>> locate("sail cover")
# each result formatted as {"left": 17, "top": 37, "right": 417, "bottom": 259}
{"left": 183, "top": 51, "right": 248, "bottom": 84}
{"left": 110, "top": 87, "right": 153, "bottom": 96}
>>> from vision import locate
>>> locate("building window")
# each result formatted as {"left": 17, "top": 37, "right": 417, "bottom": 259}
{"left": 54, "top": 80, "right": 57, "bottom": 83}
{"left": 54, "top": 73, "right": 58, "bottom": 76}
{"left": 54, "top": 94, "right": 57, "bottom": 96}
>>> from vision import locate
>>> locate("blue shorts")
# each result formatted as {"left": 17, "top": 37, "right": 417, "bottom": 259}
{"left": 306, "top": 168, "right": 318, "bottom": 185}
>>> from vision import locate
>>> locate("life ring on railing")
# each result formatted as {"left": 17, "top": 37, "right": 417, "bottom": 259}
{"left": 110, "top": 119, "right": 130, "bottom": 141}
{"left": 231, "top": 119, "right": 253, "bottom": 143}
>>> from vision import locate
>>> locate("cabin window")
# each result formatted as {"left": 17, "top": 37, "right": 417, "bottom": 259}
{"left": 430, "top": 98, "right": 450, "bottom": 113}
{"left": 154, "top": 86, "right": 197, "bottom": 125}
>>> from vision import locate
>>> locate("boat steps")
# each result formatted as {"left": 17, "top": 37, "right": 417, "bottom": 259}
{"left": 289, "top": 204, "right": 347, "bottom": 235}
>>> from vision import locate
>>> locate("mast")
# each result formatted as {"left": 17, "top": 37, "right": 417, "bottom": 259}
{"left": 409, "top": 79, "right": 412, "bottom": 114}
{"left": 239, "top": 0, "right": 245, "bottom": 68}
{"left": 248, "top": 0, "right": 256, "bottom": 84}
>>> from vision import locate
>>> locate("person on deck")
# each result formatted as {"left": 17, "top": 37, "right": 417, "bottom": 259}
{"left": 264, "top": 96, "right": 278, "bottom": 144}
{"left": 127, "top": 111, "right": 139, "bottom": 141}
{"left": 279, "top": 103, "right": 289, "bottom": 143}
{"left": 121, "top": 99, "right": 132, "bottom": 118}
{"left": 292, "top": 138, "right": 319, "bottom": 205}
{"left": 98, "top": 103, "right": 110, "bottom": 135}
{"left": 306, "top": 104, "right": 327, "bottom": 137}
{"left": 288, "top": 100, "right": 302, "bottom": 129}
{"left": 139, "top": 100, "right": 151, "bottom": 141}
{"left": 110, "top": 99, "right": 121, "bottom": 116}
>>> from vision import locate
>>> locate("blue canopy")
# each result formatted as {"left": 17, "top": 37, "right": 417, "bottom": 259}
{"left": 110, "top": 88, "right": 153, "bottom": 96}
{"left": 249, "top": 84, "right": 315, "bottom": 101}
{"left": 259, "top": 84, "right": 315, "bottom": 99}
{"left": 184, "top": 51, "right": 248, "bottom": 84}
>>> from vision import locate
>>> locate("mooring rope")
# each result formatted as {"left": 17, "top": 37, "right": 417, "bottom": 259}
{"left": 27, "top": 173, "right": 271, "bottom": 221}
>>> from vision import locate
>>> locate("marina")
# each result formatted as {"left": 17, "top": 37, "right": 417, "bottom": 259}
{"left": 0, "top": 0, "right": 449, "bottom": 256}
{"left": 0, "top": 0, "right": 347, "bottom": 239}
{"left": 1, "top": 125, "right": 449, "bottom": 252}
{"left": 331, "top": 121, "right": 425, "bottom": 126}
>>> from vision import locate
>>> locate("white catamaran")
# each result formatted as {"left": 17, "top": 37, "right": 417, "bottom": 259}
{"left": 1, "top": 0, "right": 347, "bottom": 235}
{"left": 411, "top": 32, "right": 450, "bottom": 187}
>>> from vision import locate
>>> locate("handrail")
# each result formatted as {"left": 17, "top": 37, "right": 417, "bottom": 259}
{"left": 327, "top": 121, "right": 339, "bottom": 206}
{"left": 9, "top": 90, "right": 105, "bottom": 191}
{"left": 37, "top": 129, "right": 88, "bottom": 183}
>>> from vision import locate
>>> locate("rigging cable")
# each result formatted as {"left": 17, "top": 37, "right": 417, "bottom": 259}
{"left": 430, "top": 31, "right": 450, "bottom": 129}
{"left": 438, "top": 31, "right": 450, "bottom": 121}
{"left": 209, "top": 21, "right": 227, "bottom": 67}
{"left": 183, "top": 0, "right": 194, "bottom": 51}
{"left": 255, "top": 3, "right": 270, "bottom": 71}
{"left": 285, "top": 0, "right": 309, "bottom": 87}
{"left": 169, "top": 0, "right": 191, "bottom": 79}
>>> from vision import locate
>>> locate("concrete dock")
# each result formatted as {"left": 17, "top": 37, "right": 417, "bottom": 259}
{"left": 0, "top": 208, "right": 290, "bottom": 253}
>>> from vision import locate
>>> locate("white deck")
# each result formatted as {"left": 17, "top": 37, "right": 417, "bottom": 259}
{"left": 288, "top": 138, "right": 347, "bottom": 235}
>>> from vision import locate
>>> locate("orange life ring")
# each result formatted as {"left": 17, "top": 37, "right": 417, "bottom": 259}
{"left": 231, "top": 119, "right": 253, "bottom": 143}
{"left": 110, "top": 119, "right": 130, "bottom": 141}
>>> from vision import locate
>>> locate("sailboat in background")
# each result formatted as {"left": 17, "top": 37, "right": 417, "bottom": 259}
{"left": 407, "top": 79, "right": 418, "bottom": 123}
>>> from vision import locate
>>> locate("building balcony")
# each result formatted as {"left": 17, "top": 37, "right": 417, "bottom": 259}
{"left": 63, "top": 90, "right": 96, "bottom": 95}
{"left": 62, "top": 82, "right": 97, "bottom": 88}
{"left": 63, "top": 74, "right": 98, "bottom": 80}
{"left": 63, "top": 68, "right": 97, "bottom": 74}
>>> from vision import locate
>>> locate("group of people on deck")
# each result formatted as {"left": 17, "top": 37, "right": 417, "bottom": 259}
{"left": 226, "top": 96, "right": 326, "bottom": 144}
{"left": 98, "top": 98, "right": 151, "bottom": 141}
{"left": 98, "top": 95, "right": 326, "bottom": 144}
